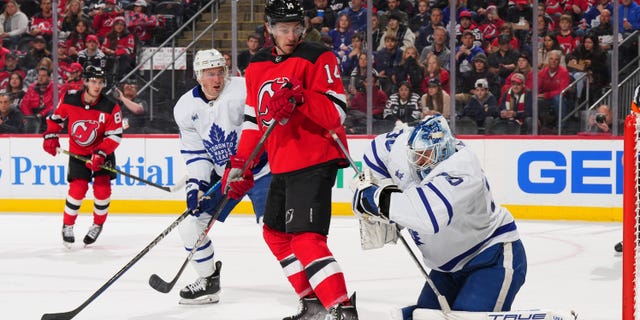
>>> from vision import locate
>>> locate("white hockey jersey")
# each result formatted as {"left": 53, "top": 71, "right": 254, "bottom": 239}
{"left": 363, "top": 128, "right": 520, "bottom": 273}
{"left": 173, "top": 77, "right": 269, "bottom": 184}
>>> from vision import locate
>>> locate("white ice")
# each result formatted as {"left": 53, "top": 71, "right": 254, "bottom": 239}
{"left": 0, "top": 213, "right": 621, "bottom": 319}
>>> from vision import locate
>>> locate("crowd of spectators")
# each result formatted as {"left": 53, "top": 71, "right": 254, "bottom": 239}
{"left": 0, "top": 0, "right": 188, "bottom": 133}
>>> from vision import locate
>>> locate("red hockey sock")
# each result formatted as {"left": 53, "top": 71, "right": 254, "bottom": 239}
{"left": 263, "top": 225, "right": 313, "bottom": 297}
{"left": 92, "top": 176, "right": 111, "bottom": 225}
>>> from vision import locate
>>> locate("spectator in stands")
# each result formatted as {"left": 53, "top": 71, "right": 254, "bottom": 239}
{"left": 538, "top": 32, "right": 566, "bottom": 69}
{"left": 556, "top": 14, "right": 581, "bottom": 56}
{"left": 0, "top": 0, "right": 29, "bottom": 49}
{"left": 498, "top": 72, "right": 533, "bottom": 134}
{"left": 583, "top": 0, "right": 612, "bottom": 28}
{"left": 341, "top": 31, "right": 363, "bottom": 77}
{"left": 125, "top": 0, "right": 159, "bottom": 45}
{"left": 307, "top": 0, "right": 336, "bottom": 34}
{"left": 584, "top": 104, "right": 612, "bottom": 133}
{"left": 415, "top": 7, "right": 444, "bottom": 54}
{"left": 507, "top": 0, "right": 532, "bottom": 44}
{"left": 409, "top": 0, "right": 430, "bottom": 33}
{"left": 457, "top": 52, "right": 500, "bottom": 107}
{"left": 383, "top": 81, "right": 422, "bottom": 126}
{"left": 0, "top": 71, "right": 25, "bottom": 107}
{"left": 346, "top": 73, "right": 388, "bottom": 133}
{"left": 419, "top": 25, "right": 450, "bottom": 71}
{"left": 487, "top": 23, "right": 519, "bottom": 54}
{"left": 395, "top": 46, "right": 424, "bottom": 94}
{"left": 302, "top": 16, "right": 322, "bottom": 43}
{"left": 377, "top": 13, "right": 415, "bottom": 51}
{"left": 488, "top": 34, "right": 520, "bottom": 83}
{"left": 375, "top": 33, "right": 403, "bottom": 94}
{"left": 25, "top": 56, "right": 54, "bottom": 88}
{"left": 620, "top": 0, "right": 640, "bottom": 36}
{"left": 591, "top": 9, "right": 616, "bottom": 52}
{"left": 565, "top": 0, "right": 589, "bottom": 25}
{"left": 61, "top": 0, "right": 88, "bottom": 35}
{"left": 102, "top": 16, "right": 135, "bottom": 82}
{"left": 58, "top": 62, "right": 83, "bottom": 98}
{"left": 441, "top": 0, "right": 469, "bottom": 26}
{"left": 455, "top": 10, "right": 482, "bottom": 48}
{"left": 114, "top": 79, "right": 146, "bottom": 133}
{"left": 420, "top": 53, "right": 449, "bottom": 94}
{"left": 78, "top": 34, "right": 107, "bottom": 70}
{"left": 92, "top": 0, "right": 125, "bottom": 38}
{"left": 501, "top": 51, "right": 533, "bottom": 96}
{"left": 459, "top": 78, "right": 499, "bottom": 128}
{"left": 379, "top": 0, "right": 409, "bottom": 28}
{"left": 0, "top": 39, "right": 11, "bottom": 70}
{"left": 454, "top": 29, "right": 484, "bottom": 76}
{"left": 237, "top": 33, "right": 261, "bottom": 75}
{"left": 370, "top": 13, "right": 384, "bottom": 51}
{"left": 22, "top": 35, "right": 51, "bottom": 70}
{"left": 421, "top": 78, "right": 450, "bottom": 119}
{"left": 538, "top": 50, "right": 570, "bottom": 128}
{"left": 28, "top": 0, "right": 55, "bottom": 43}
{"left": 222, "top": 51, "right": 241, "bottom": 76}
{"left": 478, "top": 5, "right": 505, "bottom": 52}
{"left": 566, "top": 32, "right": 609, "bottom": 104}
{"left": 329, "top": 13, "right": 354, "bottom": 62}
{"left": 339, "top": 0, "right": 367, "bottom": 33}
{"left": 349, "top": 52, "right": 375, "bottom": 95}
{"left": 0, "top": 92, "right": 24, "bottom": 133}
{"left": 20, "top": 66, "right": 53, "bottom": 133}
{"left": 0, "top": 53, "right": 25, "bottom": 87}
{"left": 66, "top": 18, "right": 91, "bottom": 61}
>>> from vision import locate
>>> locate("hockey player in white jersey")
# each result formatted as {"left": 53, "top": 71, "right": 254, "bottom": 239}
{"left": 352, "top": 115, "right": 527, "bottom": 318}
{"left": 173, "top": 49, "right": 271, "bottom": 305}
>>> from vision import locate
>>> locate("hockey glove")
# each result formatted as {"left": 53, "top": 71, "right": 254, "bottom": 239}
{"left": 221, "top": 156, "right": 254, "bottom": 200}
{"left": 267, "top": 78, "right": 304, "bottom": 124}
{"left": 185, "top": 179, "right": 212, "bottom": 216}
{"left": 353, "top": 184, "right": 401, "bottom": 223}
{"left": 42, "top": 133, "right": 60, "bottom": 156}
{"left": 85, "top": 150, "right": 107, "bottom": 172}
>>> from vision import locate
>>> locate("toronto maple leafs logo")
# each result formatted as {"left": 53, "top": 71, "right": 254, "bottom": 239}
{"left": 395, "top": 169, "right": 404, "bottom": 180}
{"left": 203, "top": 124, "right": 238, "bottom": 166}
{"left": 408, "top": 228, "right": 424, "bottom": 246}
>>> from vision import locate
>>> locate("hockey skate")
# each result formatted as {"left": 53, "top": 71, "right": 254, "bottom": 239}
{"left": 326, "top": 293, "right": 358, "bottom": 320}
{"left": 83, "top": 223, "right": 103, "bottom": 245}
{"left": 282, "top": 295, "right": 327, "bottom": 320}
{"left": 62, "top": 224, "right": 74, "bottom": 249}
{"left": 179, "top": 260, "right": 222, "bottom": 305}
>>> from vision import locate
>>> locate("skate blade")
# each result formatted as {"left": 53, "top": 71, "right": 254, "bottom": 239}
{"left": 63, "top": 241, "right": 74, "bottom": 250}
{"left": 179, "top": 294, "right": 220, "bottom": 305}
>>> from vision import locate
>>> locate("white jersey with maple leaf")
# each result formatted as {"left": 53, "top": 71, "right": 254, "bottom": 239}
{"left": 173, "top": 76, "right": 270, "bottom": 184}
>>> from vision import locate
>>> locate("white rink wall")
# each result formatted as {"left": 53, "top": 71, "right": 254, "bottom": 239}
{"left": 0, "top": 135, "right": 622, "bottom": 221}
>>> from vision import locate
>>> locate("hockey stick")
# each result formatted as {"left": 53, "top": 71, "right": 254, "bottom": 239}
{"left": 148, "top": 120, "right": 277, "bottom": 293}
{"left": 328, "top": 130, "right": 452, "bottom": 313}
{"left": 59, "top": 149, "right": 185, "bottom": 192}
{"left": 40, "top": 181, "right": 221, "bottom": 320}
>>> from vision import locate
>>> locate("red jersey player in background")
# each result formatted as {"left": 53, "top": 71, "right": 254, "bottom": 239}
{"left": 42, "top": 65, "right": 123, "bottom": 249}
{"left": 220, "top": 0, "right": 358, "bottom": 319}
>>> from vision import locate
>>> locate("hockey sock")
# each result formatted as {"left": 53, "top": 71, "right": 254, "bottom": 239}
{"left": 179, "top": 215, "right": 216, "bottom": 278}
{"left": 263, "top": 225, "right": 313, "bottom": 297}
{"left": 64, "top": 179, "right": 89, "bottom": 225}
{"left": 290, "top": 232, "right": 348, "bottom": 309}
{"left": 92, "top": 176, "right": 111, "bottom": 225}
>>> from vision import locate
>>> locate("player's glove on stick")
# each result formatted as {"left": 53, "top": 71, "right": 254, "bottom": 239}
{"left": 42, "top": 133, "right": 60, "bottom": 156}
{"left": 221, "top": 156, "right": 254, "bottom": 200}
{"left": 267, "top": 78, "right": 304, "bottom": 124}
{"left": 185, "top": 179, "right": 212, "bottom": 216}
{"left": 85, "top": 150, "right": 106, "bottom": 172}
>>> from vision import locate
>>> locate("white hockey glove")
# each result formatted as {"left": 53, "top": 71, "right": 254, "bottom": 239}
{"left": 352, "top": 182, "right": 401, "bottom": 223}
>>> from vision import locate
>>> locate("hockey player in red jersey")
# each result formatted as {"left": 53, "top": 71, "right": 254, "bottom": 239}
{"left": 220, "top": 0, "right": 357, "bottom": 319}
{"left": 42, "top": 65, "right": 123, "bottom": 249}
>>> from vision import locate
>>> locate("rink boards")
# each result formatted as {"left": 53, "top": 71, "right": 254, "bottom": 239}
{"left": 0, "top": 134, "right": 622, "bottom": 222}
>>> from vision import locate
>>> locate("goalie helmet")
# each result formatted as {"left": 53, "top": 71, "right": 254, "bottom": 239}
{"left": 406, "top": 115, "right": 456, "bottom": 177}
{"left": 193, "top": 49, "right": 227, "bottom": 81}
{"left": 265, "top": 0, "right": 304, "bottom": 25}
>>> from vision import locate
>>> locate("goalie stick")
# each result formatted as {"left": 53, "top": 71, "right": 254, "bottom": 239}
{"left": 40, "top": 181, "right": 221, "bottom": 320}
{"left": 148, "top": 120, "right": 277, "bottom": 293}
{"left": 329, "top": 130, "right": 452, "bottom": 313}
{"left": 59, "top": 149, "right": 187, "bottom": 192}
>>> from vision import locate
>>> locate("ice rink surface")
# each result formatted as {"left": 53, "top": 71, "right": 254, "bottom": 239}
{"left": 0, "top": 213, "right": 622, "bottom": 320}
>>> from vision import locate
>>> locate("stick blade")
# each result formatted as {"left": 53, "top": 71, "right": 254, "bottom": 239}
{"left": 148, "top": 273, "right": 174, "bottom": 293}
{"left": 41, "top": 310, "right": 78, "bottom": 320}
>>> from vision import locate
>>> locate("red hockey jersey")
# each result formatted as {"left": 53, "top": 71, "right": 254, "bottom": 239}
{"left": 238, "top": 42, "right": 349, "bottom": 174}
{"left": 45, "top": 91, "right": 123, "bottom": 156}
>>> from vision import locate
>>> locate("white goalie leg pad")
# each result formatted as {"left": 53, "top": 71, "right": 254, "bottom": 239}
{"left": 409, "top": 308, "right": 578, "bottom": 320}
{"left": 359, "top": 219, "right": 399, "bottom": 250}
{"left": 179, "top": 294, "right": 220, "bottom": 305}
{"left": 178, "top": 214, "right": 216, "bottom": 277}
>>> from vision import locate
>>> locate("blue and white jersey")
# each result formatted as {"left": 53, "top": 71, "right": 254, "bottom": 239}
{"left": 173, "top": 77, "right": 269, "bottom": 184}
{"left": 363, "top": 128, "right": 519, "bottom": 273}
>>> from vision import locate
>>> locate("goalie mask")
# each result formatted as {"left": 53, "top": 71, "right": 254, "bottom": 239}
{"left": 407, "top": 115, "right": 456, "bottom": 178}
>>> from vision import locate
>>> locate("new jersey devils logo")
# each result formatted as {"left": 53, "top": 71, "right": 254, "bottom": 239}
{"left": 257, "top": 78, "right": 289, "bottom": 127}
{"left": 71, "top": 120, "right": 100, "bottom": 147}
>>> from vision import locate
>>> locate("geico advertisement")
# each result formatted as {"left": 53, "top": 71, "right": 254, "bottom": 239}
{"left": 0, "top": 136, "right": 623, "bottom": 209}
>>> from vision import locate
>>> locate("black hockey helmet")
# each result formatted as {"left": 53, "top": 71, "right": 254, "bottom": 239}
{"left": 265, "top": 0, "right": 304, "bottom": 25}
{"left": 83, "top": 65, "right": 106, "bottom": 80}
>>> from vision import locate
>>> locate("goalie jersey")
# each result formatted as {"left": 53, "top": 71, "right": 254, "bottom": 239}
{"left": 363, "top": 128, "right": 520, "bottom": 273}
{"left": 173, "top": 77, "right": 269, "bottom": 184}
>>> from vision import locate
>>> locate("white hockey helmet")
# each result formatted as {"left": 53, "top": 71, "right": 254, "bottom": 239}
{"left": 406, "top": 115, "right": 456, "bottom": 177}
{"left": 193, "top": 49, "right": 227, "bottom": 80}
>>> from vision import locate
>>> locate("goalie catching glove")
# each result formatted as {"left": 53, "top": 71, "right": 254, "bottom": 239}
{"left": 267, "top": 78, "right": 304, "bottom": 124}
{"left": 221, "top": 156, "right": 254, "bottom": 200}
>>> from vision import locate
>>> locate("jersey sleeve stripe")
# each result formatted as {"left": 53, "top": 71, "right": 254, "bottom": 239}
{"left": 186, "top": 157, "right": 214, "bottom": 165}
{"left": 416, "top": 188, "right": 439, "bottom": 233}
{"left": 180, "top": 149, "right": 208, "bottom": 155}
{"left": 366, "top": 141, "right": 391, "bottom": 178}
{"left": 105, "top": 135, "right": 121, "bottom": 144}
{"left": 426, "top": 182, "right": 454, "bottom": 225}
{"left": 438, "top": 221, "right": 517, "bottom": 271}
{"left": 325, "top": 90, "right": 347, "bottom": 123}
{"left": 364, "top": 155, "right": 391, "bottom": 179}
